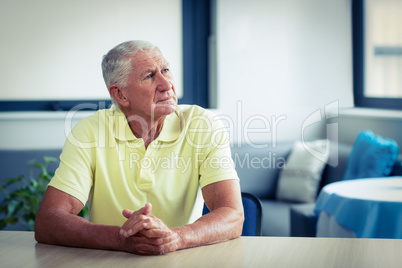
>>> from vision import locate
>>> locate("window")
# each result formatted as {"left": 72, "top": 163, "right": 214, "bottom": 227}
{"left": 0, "top": 0, "right": 210, "bottom": 111}
{"left": 353, "top": 0, "right": 402, "bottom": 110}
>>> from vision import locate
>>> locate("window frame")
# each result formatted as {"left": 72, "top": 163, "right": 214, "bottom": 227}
{"left": 353, "top": 0, "right": 402, "bottom": 110}
{"left": 0, "top": 0, "right": 210, "bottom": 112}
{"left": 180, "top": 0, "right": 211, "bottom": 108}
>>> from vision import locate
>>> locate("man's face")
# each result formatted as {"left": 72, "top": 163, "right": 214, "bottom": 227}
{"left": 122, "top": 49, "right": 177, "bottom": 121}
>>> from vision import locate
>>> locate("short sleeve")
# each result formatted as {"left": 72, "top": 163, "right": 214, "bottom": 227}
{"left": 197, "top": 112, "right": 239, "bottom": 188}
{"left": 48, "top": 118, "right": 96, "bottom": 205}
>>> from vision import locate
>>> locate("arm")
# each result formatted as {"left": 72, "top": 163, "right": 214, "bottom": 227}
{"left": 178, "top": 179, "right": 244, "bottom": 247}
{"left": 120, "top": 179, "right": 244, "bottom": 254}
{"left": 34, "top": 186, "right": 146, "bottom": 253}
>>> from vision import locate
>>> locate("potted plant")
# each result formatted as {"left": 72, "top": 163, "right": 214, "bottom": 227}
{"left": 0, "top": 157, "right": 88, "bottom": 230}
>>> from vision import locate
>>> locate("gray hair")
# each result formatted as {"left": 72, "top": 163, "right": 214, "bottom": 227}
{"left": 101, "top": 40, "right": 161, "bottom": 106}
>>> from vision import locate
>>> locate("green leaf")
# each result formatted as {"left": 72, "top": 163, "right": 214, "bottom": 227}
{"left": 39, "top": 173, "right": 50, "bottom": 182}
{"left": 7, "top": 199, "right": 20, "bottom": 217}
{"left": 27, "top": 219, "right": 35, "bottom": 231}
{"left": 4, "top": 217, "right": 18, "bottom": 224}
{"left": 16, "top": 190, "right": 30, "bottom": 199}
{"left": 23, "top": 212, "right": 36, "bottom": 222}
{"left": 28, "top": 185, "right": 37, "bottom": 194}
{"left": 0, "top": 186, "right": 9, "bottom": 197}
{"left": 34, "top": 162, "right": 44, "bottom": 168}
{"left": 78, "top": 206, "right": 90, "bottom": 218}
{"left": 1, "top": 155, "right": 56, "bottom": 229}
{"left": 1, "top": 176, "right": 24, "bottom": 184}
{"left": 34, "top": 163, "right": 48, "bottom": 177}
{"left": 30, "top": 178, "right": 39, "bottom": 188}
{"left": 27, "top": 158, "right": 37, "bottom": 167}
{"left": 44, "top": 156, "right": 57, "bottom": 164}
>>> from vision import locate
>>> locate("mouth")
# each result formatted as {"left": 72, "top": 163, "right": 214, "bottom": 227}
{"left": 157, "top": 97, "right": 173, "bottom": 103}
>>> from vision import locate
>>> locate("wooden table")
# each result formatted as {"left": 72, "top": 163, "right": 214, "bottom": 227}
{"left": 2, "top": 231, "right": 402, "bottom": 268}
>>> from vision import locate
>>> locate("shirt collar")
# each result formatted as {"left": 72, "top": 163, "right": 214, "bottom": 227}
{"left": 112, "top": 105, "right": 137, "bottom": 141}
{"left": 157, "top": 106, "right": 184, "bottom": 142}
{"left": 112, "top": 105, "right": 183, "bottom": 142}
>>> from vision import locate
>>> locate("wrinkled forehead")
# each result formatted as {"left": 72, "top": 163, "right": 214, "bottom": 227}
{"left": 131, "top": 49, "right": 170, "bottom": 69}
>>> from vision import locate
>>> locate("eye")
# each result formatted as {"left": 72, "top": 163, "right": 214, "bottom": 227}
{"left": 162, "top": 68, "right": 171, "bottom": 75}
{"left": 144, "top": 72, "right": 154, "bottom": 80}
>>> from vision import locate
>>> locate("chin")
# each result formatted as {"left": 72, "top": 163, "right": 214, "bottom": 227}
{"left": 154, "top": 104, "right": 176, "bottom": 117}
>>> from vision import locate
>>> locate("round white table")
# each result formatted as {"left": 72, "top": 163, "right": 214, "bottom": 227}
{"left": 314, "top": 177, "right": 402, "bottom": 238}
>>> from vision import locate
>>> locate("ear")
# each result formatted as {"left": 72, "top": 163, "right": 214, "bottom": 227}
{"left": 109, "top": 84, "right": 129, "bottom": 107}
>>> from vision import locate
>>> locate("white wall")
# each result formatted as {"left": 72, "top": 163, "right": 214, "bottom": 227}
{"left": 1, "top": 0, "right": 355, "bottom": 150}
{"left": 214, "top": 0, "right": 353, "bottom": 146}
{"left": 0, "top": 0, "right": 183, "bottom": 101}
{"left": 333, "top": 109, "right": 402, "bottom": 147}
{"left": 0, "top": 0, "right": 182, "bottom": 150}
{"left": 0, "top": 111, "right": 94, "bottom": 150}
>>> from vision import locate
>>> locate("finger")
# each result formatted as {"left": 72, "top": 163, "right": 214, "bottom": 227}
{"left": 120, "top": 209, "right": 163, "bottom": 238}
{"left": 140, "top": 228, "right": 172, "bottom": 238}
{"left": 122, "top": 203, "right": 152, "bottom": 219}
{"left": 131, "top": 243, "right": 166, "bottom": 255}
{"left": 122, "top": 209, "right": 135, "bottom": 219}
{"left": 143, "top": 203, "right": 152, "bottom": 215}
{"left": 120, "top": 217, "right": 150, "bottom": 237}
{"left": 131, "top": 235, "right": 175, "bottom": 246}
{"left": 129, "top": 237, "right": 179, "bottom": 255}
{"left": 120, "top": 214, "right": 164, "bottom": 237}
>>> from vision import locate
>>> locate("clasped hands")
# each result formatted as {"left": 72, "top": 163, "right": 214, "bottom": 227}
{"left": 119, "top": 203, "right": 181, "bottom": 255}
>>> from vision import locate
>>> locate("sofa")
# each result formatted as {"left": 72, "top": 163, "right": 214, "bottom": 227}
{"left": 232, "top": 141, "right": 348, "bottom": 236}
{"left": 1, "top": 142, "right": 401, "bottom": 235}
{"left": 233, "top": 141, "right": 402, "bottom": 237}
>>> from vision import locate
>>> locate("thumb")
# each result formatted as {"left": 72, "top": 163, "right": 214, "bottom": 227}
{"left": 143, "top": 202, "right": 152, "bottom": 215}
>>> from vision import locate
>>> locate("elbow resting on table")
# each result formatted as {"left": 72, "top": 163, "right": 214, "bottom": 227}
{"left": 34, "top": 205, "right": 69, "bottom": 245}
{"left": 34, "top": 207, "right": 57, "bottom": 244}
{"left": 34, "top": 213, "right": 46, "bottom": 243}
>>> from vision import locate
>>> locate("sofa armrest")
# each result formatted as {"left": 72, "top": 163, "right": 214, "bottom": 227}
{"left": 290, "top": 203, "right": 318, "bottom": 237}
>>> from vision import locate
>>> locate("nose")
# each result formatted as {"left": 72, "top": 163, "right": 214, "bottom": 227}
{"left": 156, "top": 71, "right": 173, "bottom": 92}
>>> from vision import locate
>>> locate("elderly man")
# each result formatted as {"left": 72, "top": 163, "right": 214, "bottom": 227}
{"left": 35, "top": 40, "right": 244, "bottom": 255}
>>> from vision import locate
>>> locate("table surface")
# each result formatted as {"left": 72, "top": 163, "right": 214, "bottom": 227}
{"left": 315, "top": 177, "right": 402, "bottom": 238}
{"left": 321, "top": 177, "right": 402, "bottom": 202}
{"left": 2, "top": 231, "right": 402, "bottom": 268}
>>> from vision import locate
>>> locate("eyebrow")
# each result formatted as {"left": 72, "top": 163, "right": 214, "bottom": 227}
{"left": 141, "top": 63, "right": 170, "bottom": 76}
{"left": 142, "top": 69, "right": 154, "bottom": 75}
{"left": 161, "top": 62, "right": 170, "bottom": 69}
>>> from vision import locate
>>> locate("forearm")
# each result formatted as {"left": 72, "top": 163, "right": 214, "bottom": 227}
{"left": 174, "top": 206, "right": 244, "bottom": 250}
{"left": 35, "top": 208, "right": 122, "bottom": 252}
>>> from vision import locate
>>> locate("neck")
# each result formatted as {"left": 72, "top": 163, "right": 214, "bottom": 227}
{"left": 125, "top": 114, "right": 166, "bottom": 148}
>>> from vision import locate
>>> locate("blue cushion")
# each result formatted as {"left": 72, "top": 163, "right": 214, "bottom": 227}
{"left": 343, "top": 130, "right": 399, "bottom": 180}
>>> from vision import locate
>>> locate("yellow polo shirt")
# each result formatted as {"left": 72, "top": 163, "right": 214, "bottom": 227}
{"left": 49, "top": 105, "right": 238, "bottom": 228}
